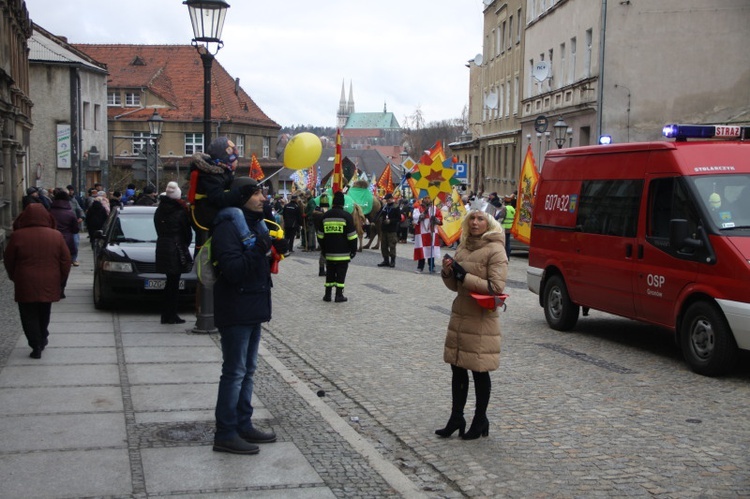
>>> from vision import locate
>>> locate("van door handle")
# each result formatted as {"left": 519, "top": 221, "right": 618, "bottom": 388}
{"left": 625, "top": 243, "right": 633, "bottom": 258}
{"left": 638, "top": 244, "right": 644, "bottom": 259}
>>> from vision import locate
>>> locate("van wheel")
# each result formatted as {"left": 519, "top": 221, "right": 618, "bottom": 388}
{"left": 543, "top": 275, "right": 579, "bottom": 331}
{"left": 680, "top": 301, "right": 738, "bottom": 376}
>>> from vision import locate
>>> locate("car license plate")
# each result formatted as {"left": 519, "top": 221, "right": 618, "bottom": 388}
{"left": 144, "top": 279, "right": 185, "bottom": 290}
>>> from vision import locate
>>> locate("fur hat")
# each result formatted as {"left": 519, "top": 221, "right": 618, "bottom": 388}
{"left": 207, "top": 136, "right": 239, "bottom": 166}
{"left": 165, "top": 181, "right": 181, "bottom": 200}
{"left": 333, "top": 191, "right": 345, "bottom": 207}
{"left": 26, "top": 187, "right": 38, "bottom": 195}
{"left": 384, "top": 193, "right": 393, "bottom": 200}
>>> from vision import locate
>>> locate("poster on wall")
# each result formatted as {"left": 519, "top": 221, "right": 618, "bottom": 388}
{"left": 57, "top": 124, "right": 71, "bottom": 169}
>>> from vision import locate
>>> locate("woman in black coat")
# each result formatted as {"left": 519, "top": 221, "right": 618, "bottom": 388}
{"left": 154, "top": 182, "right": 193, "bottom": 324}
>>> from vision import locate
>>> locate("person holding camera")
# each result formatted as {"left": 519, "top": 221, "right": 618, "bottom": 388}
{"left": 437, "top": 209, "right": 507, "bottom": 440}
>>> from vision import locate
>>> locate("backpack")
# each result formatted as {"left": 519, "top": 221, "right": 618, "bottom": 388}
{"left": 196, "top": 237, "right": 218, "bottom": 288}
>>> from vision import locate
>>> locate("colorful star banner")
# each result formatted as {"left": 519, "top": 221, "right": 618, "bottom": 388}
{"left": 332, "top": 128, "right": 344, "bottom": 193}
{"left": 306, "top": 164, "right": 318, "bottom": 190}
{"left": 407, "top": 141, "right": 461, "bottom": 203}
{"left": 249, "top": 153, "right": 264, "bottom": 180}
{"left": 512, "top": 144, "right": 539, "bottom": 244}
{"left": 437, "top": 187, "right": 468, "bottom": 245}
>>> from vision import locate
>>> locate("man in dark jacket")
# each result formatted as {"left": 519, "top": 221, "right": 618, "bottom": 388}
{"left": 210, "top": 178, "right": 277, "bottom": 455}
{"left": 317, "top": 191, "right": 358, "bottom": 302}
{"left": 377, "top": 193, "right": 401, "bottom": 268}
{"left": 282, "top": 193, "right": 303, "bottom": 252}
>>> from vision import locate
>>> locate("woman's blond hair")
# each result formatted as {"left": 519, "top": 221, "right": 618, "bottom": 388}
{"left": 459, "top": 209, "right": 503, "bottom": 245}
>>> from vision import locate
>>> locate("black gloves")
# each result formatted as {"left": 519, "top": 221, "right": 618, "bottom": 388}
{"left": 272, "top": 238, "right": 289, "bottom": 257}
{"left": 255, "top": 232, "right": 272, "bottom": 255}
{"left": 349, "top": 251, "right": 356, "bottom": 259}
{"left": 452, "top": 260, "right": 467, "bottom": 282}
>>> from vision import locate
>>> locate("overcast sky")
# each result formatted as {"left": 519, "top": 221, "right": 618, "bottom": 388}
{"left": 25, "top": 0, "right": 485, "bottom": 128}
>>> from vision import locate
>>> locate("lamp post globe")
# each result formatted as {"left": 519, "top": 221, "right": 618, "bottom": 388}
{"left": 184, "top": 0, "right": 230, "bottom": 45}
{"left": 554, "top": 116, "right": 568, "bottom": 149}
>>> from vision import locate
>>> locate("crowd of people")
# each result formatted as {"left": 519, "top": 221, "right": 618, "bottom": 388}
{"left": 5, "top": 134, "right": 516, "bottom": 455}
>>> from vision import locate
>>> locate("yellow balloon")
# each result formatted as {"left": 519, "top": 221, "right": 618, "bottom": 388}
{"left": 283, "top": 132, "right": 323, "bottom": 170}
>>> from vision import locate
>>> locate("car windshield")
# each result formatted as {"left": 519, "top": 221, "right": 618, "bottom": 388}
{"left": 690, "top": 174, "right": 750, "bottom": 232}
{"left": 112, "top": 213, "right": 158, "bottom": 243}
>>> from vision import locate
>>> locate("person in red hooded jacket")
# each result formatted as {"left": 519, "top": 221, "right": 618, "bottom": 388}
{"left": 4, "top": 203, "right": 72, "bottom": 359}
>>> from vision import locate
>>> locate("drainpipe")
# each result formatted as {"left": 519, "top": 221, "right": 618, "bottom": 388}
{"left": 596, "top": 0, "right": 608, "bottom": 138}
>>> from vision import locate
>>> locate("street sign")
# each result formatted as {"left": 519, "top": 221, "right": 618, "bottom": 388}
{"left": 453, "top": 162, "right": 468, "bottom": 184}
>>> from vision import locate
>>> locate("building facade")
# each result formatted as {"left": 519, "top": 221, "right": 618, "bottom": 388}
{"left": 452, "top": 0, "right": 526, "bottom": 198}
{"left": 28, "top": 25, "right": 108, "bottom": 195}
{"left": 456, "top": 0, "right": 749, "bottom": 197}
{"left": 73, "top": 44, "right": 282, "bottom": 194}
{"left": 0, "top": 0, "right": 32, "bottom": 245}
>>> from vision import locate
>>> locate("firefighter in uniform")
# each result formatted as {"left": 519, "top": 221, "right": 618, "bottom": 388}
{"left": 501, "top": 197, "right": 516, "bottom": 258}
{"left": 317, "top": 191, "right": 358, "bottom": 302}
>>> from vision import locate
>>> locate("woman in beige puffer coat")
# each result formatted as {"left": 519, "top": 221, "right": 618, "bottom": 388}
{"left": 437, "top": 209, "right": 507, "bottom": 440}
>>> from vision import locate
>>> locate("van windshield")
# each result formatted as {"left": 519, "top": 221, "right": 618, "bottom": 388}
{"left": 691, "top": 175, "right": 750, "bottom": 231}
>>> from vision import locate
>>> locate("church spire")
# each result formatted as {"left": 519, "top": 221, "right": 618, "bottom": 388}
{"left": 347, "top": 80, "right": 355, "bottom": 114}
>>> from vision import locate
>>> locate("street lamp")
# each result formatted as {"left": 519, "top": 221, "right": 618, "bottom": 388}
{"left": 553, "top": 116, "right": 568, "bottom": 149}
{"left": 185, "top": 0, "right": 230, "bottom": 334}
{"left": 147, "top": 109, "right": 164, "bottom": 190}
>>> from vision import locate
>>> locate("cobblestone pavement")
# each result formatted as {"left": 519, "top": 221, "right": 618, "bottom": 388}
{"left": 1, "top": 239, "right": 748, "bottom": 498}
{"left": 266, "top": 246, "right": 750, "bottom": 498}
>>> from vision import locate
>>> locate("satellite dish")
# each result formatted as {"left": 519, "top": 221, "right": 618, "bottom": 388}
{"left": 532, "top": 60, "right": 551, "bottom": 82}
{"left": 485, "top": 91, "right": 499, "bottom": 109}
{"left": 483, "top": 0, "right": 494, "bottom": 6}
{"left": 474, "top": 53, "right": 483, "bottom": 66}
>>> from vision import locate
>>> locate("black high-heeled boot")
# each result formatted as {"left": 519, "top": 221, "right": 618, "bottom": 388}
{"left": 435, "top": 413, "right": 466, "bottom": 438}
{"left": 461, "top": 415, "right": 489, "bottom": 440}
{"left": 435, "top": 365, "right": 469, "bottom": 438}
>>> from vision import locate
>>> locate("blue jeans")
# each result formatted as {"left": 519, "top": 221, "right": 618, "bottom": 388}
{"left": 215, "top": 323, "right": 262, "bottom": 440}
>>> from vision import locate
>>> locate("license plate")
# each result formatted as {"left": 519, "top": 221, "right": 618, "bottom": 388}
{"left": 144, "top": 279, "right": 185, "bottom": 290}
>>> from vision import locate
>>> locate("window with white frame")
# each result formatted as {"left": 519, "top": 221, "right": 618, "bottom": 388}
{"left": 262, "top": 137, "right": 270, "bottom": 158}
{"left": 94, "top": 104, "right": 101, "bottom": 130}
{"left": 505, "top": 81, "right": 511, "bottom": 117}
{"left": 508, "top": 16, "right": 513, "bottom": 50}
{"left": 560, "top": 43, "right": 566, "bottom": 86}
{"left": 585, "top": 29, "right": 593, "bottom": 78}
{"left": 185, "top": 133, "right": 204, "bottom": 155}
{"left": 517, "top": 8, "right": 522, "bottom": 43}
{"left": 125, "top": 92, "right": 141, "bottom": 107}
{"left": 83, "top": 102, "right": 91, "bottom": 130}
{"left": 133, "top": 132, "right": 149, "bottom": 155}
{"left": 513, "top": 76, "right": 519, "bottom": 115}
{"left": 107, "top": 91, "right": 121, "bottom": 106}
{"left": 570, "top": 37, "right": 577, "bottom": 83}
{"left": 498, "top": 85, "right": 504, "bottom": 118}
{"left": 235, "top": 135, "right": 245, "bottom": 157}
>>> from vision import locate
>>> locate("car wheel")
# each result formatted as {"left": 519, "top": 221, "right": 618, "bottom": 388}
{"left": 543, "top": 274, "right": 579, "bottom": 331}
{"left": 680, "top": 301, "right": 738, "bottom": 376}
{"left": 93, "top": 272, "right": 111, "bottom": 310}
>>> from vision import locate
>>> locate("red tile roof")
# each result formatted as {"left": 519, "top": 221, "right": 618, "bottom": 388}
{"left": 73, "top": 44, "right": 280, "bottom": 129}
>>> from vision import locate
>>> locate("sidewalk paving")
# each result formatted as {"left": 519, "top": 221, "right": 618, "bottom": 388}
{"left": 0, "top": 243, "right": 425, "bottom": 498}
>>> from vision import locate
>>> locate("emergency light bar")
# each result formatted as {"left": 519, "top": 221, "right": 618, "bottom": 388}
{"left": 662, "top": 124, "right": 748, "bottom": 141}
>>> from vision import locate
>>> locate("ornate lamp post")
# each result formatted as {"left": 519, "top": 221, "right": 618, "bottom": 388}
{"left": 185, "top": 0, "right": 230, "bottom": 333}
{"left": 553, "top": 116, "right": 568, "bottom": 149}
{"left": 147, "top": 109, "right": 164, "bottom": 190}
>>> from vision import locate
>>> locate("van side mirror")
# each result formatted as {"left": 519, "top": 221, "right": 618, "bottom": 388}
{"left": 669, "top": 219, "right": 702, "bottom": 250}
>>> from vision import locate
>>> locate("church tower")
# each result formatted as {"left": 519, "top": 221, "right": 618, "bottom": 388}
{"left": 337, "top": 79, "right": 355, "bottom": 129}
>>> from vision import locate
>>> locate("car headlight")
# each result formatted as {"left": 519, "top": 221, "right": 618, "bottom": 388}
{"left": 102, "top": 261, "right": 133, "bottom": 272}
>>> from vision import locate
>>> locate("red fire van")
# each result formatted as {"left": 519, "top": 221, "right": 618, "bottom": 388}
{"left": 527, "top": 124, "right": 750, "bottom": 376}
